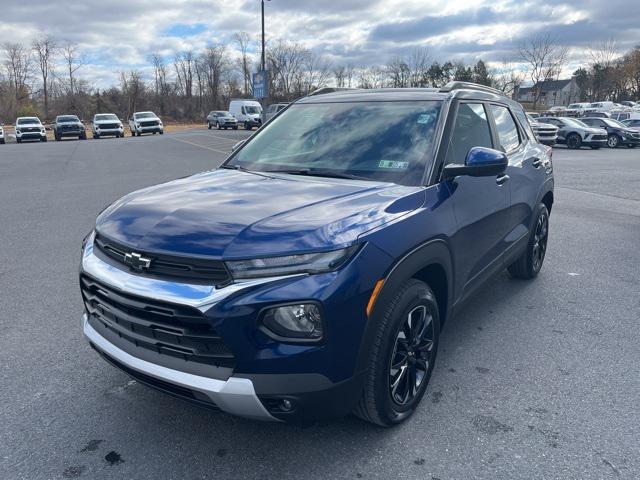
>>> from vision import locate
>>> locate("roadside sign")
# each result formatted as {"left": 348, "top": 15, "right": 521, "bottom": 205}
{"left": 253, "top": 71, "right": 268, "bottom": 99}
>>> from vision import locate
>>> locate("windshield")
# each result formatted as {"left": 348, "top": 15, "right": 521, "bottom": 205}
{"left": 95, "top": 114, "right": 118, "bottom": 121}
{"left": 135, "top": 112, "right": 156, "bottom": 119}
{"left": 602, "top": 118, "right": 626, "bottom": 128}
{"left": 218, "top": 111, "right": 231, "bottom": 116}
{"left": 227, "top": 101, "right": 442, "bottom": 186}
{"left": 562, "top": 118, "right": 588, "bottom": 128}
{"left": 243, "top": 106, "right": 261, "bottom": 114}
{"left": 17, "top": 118, "right": 41, "bottom": 125}
{"left": 57, "top": 115, "right": 79, "bottom": 123}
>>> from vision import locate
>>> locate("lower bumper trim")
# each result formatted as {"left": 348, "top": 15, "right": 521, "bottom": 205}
{"left": 83, "top": 314, "right": 278, "bottom": 421}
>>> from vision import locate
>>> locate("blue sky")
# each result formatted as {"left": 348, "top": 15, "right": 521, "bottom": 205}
{"left": 0, "top": 0, "right": 638, "bottom": 88}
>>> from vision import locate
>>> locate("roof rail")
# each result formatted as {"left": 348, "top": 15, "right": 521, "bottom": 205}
{"left": 439, "top": 81, "right": 505, "bottom": 97}
{"left": 307, "top": 87, "right": 360, "bottom": 97}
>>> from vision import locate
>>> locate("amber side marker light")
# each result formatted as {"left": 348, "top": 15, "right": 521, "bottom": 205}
{"left": 366, "top": 279, "right": 385, "bottom": 317}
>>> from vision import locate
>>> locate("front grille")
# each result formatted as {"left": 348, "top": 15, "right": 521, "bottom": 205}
{"left": 98, "top": 123, "right": 119, "bottom": 129}
{"left": 22, "top": 127, "right": 40, "bottom": 132}
{"left": 94, "top": 232, "right": 231, "bottom": 286}
{"left": 140, "top": 120, "right": 159, "bottom": 127}
{"left": 81, "top": 274, "right": 235, "bottom": 369}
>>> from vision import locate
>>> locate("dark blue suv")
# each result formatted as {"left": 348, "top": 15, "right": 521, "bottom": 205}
{"left": 81, "top": 82, "right": 554, "bottom": 426}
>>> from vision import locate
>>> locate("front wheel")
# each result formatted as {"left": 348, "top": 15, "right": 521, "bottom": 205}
{"left": 508, "top": 204, "right": 549, "bottom": 279}
{"left": 41, "top": 137, "right": 47, "bottom": 142}
{"left": 244, "top": 122, "right": 252, "bottom": 130}
{"left": 207, "top": 122, "right": 212, "bottom": 130}
{"left": 566, "top": 133, "right": 582, "bottom": 149}
{"left": 354, "top": 279, "right": 440, "bottom": 426}
{"left": 607, "top": 134, "right": 620, "bottom": 148}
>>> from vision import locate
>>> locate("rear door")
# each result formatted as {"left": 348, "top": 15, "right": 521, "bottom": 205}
{"left": 444, "top": 101, "right": 511, "bottom": 298}
{"left": 489, "top": 104, "right": 547, "bottom": 257}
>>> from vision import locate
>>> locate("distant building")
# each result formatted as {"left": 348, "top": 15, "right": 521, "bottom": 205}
{"left": 515, "top": 78, "right": 581, "bottom": 107}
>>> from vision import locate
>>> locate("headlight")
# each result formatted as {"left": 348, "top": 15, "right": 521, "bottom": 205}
{"left": 226, "top": 245, "right": 359, "bottom": 280}
{"left": 262, "top": 303, "right": 324, "bottom": 341}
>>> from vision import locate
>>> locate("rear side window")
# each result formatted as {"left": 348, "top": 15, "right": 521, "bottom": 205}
{"left": 445, "top": 103, "right": 493, "bottom": 165}
{"left": 490, "top": 105, "right": 520, "bottom": 152}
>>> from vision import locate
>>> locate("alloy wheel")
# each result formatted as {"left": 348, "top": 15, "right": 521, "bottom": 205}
{"left": 608, "top": 135, "right": 619, "bottom": 148}
{"left": 532, "top": 212, "right": 548, "bottom": 272}
{"left": 388, "top": 305, "right": 435, "bottom": 406}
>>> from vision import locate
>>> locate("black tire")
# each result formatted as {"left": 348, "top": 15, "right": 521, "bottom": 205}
{"left": 80, "top": 134, "right": 86, "bottom": 140}
{"left": 93, "top": 134, "right": 100, "bottom": 139}
{"left": 41, "top": 137, "right": 47, "bottom": 142}
{"left": 627, "top": 144, "right": 635, "bottom": 149}
{"left": 607, "top": 134, "right": 621, "bottom": 148}
{"left": 508, "top": 204, "right": 549, "bottom": 279}
{"left": 17, "top": 138, "right": 22, "bottom": 144}
{"left": 244, "top": 122, "right": 252, "bottom": 130}
{"left": 354, "top": 279, "right": 440, "bottom": 426}
{"left": 566, "top": 133, "right": 582, "bottom": 149}
{"left": 0, "top": 139, "right": 4, "bottom": 144}
{"left": 590, "top": 145, "right": 600, "bottom": 150}
{"left": 217, "top": 122, "right": 221, "bottom": 130}
{"left": 136, "top": 131, "right": 141, "bottom": 137}
{"left": 208, "top": 122, "right": 212, "bottom": 130}
{"left": 159, "top": 130, "right": 163, "bottom": 135}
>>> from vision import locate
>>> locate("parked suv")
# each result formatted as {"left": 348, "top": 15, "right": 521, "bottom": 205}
{"left": 538, "top": 117, "right": 608, "bottom": 149}
{"left": 81, "top": 82, "right": 554, "bottom": 426}
{"left": 92, "top": 113, "right": 124, "bottom": 139}
{"left": 207, "top": 111, "right": 238, "bottom": 130}
{"left": 527, "top": 114, "right": 558, "bottom": 146}
{"left": 53, "top": 115, "right": 86, "bottom": 141}
{"left": 129, "top": 111, "right": 163, "bottom": 136}
{"left": 580, "top": 117, "right": 640, "bottom": 148}
{"left": 565, "top": 103, "right": 591, "bottom": 117}
{"left": 15, "top": 117, "right": 47, "bottom": 143}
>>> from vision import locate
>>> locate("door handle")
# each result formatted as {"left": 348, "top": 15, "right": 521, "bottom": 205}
{"left": 496, "top": 174, "right": 510, "bottom": 186}
{"left": 531, "top": 157, "right": 543, "bottom": 168}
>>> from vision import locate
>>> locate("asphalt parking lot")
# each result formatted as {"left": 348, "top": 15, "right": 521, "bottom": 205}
{"left": 1, "top": 130, "right": 639, "bottom": 480}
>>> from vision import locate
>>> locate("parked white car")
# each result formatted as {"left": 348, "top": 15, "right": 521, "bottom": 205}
{"left": 565, "top": 103, "right": 591, "bottom": 117}
{"left": 585, "top": 101, "right": 617, "bottom": 114}
{"left": 229, "top": 99, "right": 263, "bottom": 130}
{"left": 128, "top": 111, "right": 163, "bottom": 136}
{"left": 92, "top": 113, "right": 124, "bottom": 139}
{"left": 15, "top": 117, "right": 47, "bottom": 143}
{"left": 526, "top": 114, "right": 558, "bottom": 146}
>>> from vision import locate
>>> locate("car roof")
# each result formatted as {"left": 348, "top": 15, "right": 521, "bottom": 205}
{"left": 295, "top": 87, "right": 520, "bottom": 108}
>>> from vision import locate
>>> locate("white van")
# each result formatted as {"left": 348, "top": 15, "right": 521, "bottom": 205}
{"left": 229, "top": 100, "right": 263, "bottom": 130}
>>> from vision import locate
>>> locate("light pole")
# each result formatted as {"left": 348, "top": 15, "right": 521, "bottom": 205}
{"left": 261, "top": 0, "right": 270, "bottom": 72}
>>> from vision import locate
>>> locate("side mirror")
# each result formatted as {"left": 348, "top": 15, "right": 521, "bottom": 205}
{"left": 231, "top": 140, "right": 246, "bottom": 152}
{"left": 442, "top": 147, "right": 508, "bottom": 180}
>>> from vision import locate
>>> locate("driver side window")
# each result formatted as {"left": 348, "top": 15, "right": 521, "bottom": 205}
{"left": 445, "top": 103, "right": 493, "bottom": 165}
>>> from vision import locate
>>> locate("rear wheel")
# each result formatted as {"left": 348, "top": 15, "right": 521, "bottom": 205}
{"left": 566, "top": 133, "right": 582, "bottom": 149}
{"left": 508, "top": 204, "right": 549, "bottom": 279}
{"left": 607, "top": 134, "right": 621, "bottom": 148}
{"left": 207, "top": 122, "right": 212, "bottom": 130}
{"left": 354, "top": 279, "right": 440, "bottom": 426}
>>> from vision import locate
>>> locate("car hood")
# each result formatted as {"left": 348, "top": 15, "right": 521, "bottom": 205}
{"left": 96, "top": 169, "right": 425, "bottom": 258}
{"left": 95, "top": 120, "right": 121, "bottom": 125}
{"left": 17, "top": 123, "right": 42, "bottom": 127}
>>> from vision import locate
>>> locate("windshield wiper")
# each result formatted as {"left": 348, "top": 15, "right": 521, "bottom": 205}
{"left": 219, "top": 164, "right": 275, "bottom": 179}
{"left": 262, "top": 168, "right": 371, "bottom": 181}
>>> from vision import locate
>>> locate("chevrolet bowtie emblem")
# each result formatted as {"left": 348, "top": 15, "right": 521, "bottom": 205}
{"left": 123, "top": 252, "right": 152, "bottom": 271}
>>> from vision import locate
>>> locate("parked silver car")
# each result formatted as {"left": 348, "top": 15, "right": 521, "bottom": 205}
{"left": 538, "top": 117, "right": 608, "bottom": 149}
{"left": 207, "top": 111, "right": 238, "bottom": 130}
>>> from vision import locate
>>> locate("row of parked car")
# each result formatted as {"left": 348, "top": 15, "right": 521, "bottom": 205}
{"left": 0, "top": 111, "right": 164, "bottom": 144}
{"left": 527, "top": 112, "right": 640, "bottom": 149}
{"left": 206, "top": 99, "right": 289, "bottom": 131}
{"left": 542, "top": 100, "right": 640, "bottom": 121}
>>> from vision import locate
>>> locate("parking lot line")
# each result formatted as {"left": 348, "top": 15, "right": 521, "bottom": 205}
{"left": 169, "top": 136, "right": 231, "bottom": 154}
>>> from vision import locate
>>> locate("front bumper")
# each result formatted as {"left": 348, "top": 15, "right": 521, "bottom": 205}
{"left": 137, "top": 125, "right": 163, "bottom": 133}
{"left": 95, "top": 127, "right": 123, "bottom": 136}
{"left": 84, "top": 315, "right": 277, "bottom": 421}
{"left": 17, "top": 131, "right": 46, "bottom": 139}
{"left": 57, "top": 129, "right": 85, "bottom": 137}
{"left": 80, "top": 233, "right": 387, "bottom": 421}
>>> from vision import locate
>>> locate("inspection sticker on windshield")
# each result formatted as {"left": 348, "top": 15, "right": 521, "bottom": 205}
{"left": 378, "top": 160, "right": 409, "bottom": 170}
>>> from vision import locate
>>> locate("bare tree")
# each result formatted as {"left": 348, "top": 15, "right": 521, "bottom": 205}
{"left": 333, "top": 65, "right": 346, "bottom": 87}
{"left": 407, "top": 47, "right": 431, "bottom": 87}
{"left": 233, "top": 32, "right": 252, "bottom": 95}
{"left": 32, "top": 35, "right": 57, "bottom": 118}
{"left": 386, "top": 56, "right": 410, "bottom": 87}
{"left": 119, "top": 70, "right": 143, "bottom": 119}
{"left": 519, "top": 34, "right": 569, "bottom": 108}
{"left": 61, "top": 42, "right": 85, "bottom": 98}
{"left": 2, "top": 42, "right": 32, "bottom": 104}
{"left": 491, "top": 59, "right": 525, "bottom": 96}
